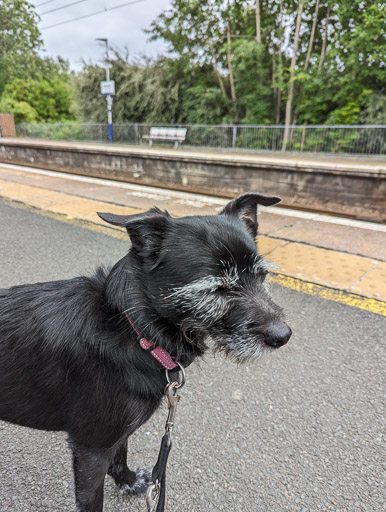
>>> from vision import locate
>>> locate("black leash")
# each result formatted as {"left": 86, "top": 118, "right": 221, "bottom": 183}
{"left": 146, "top": 364, "right": 185, "bottom": 512}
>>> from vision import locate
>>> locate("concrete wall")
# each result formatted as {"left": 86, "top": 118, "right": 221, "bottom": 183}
{"left": 1, "top": 138, "right": 385, "bottom": 221}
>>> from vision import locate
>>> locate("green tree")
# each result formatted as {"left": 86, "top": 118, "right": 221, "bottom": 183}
{"left": 0, "top": 1, "right": 74, "bottom": 122}
{"left": 232, "top": 39, "right": 272, "bottom": 123}
{"left": 294, "top": 1, "right": 385, "bottom": 125}
{"left": 325, "top": 2, "right": 385, "bottom": 124}
{"left": 76, "top": 51, "right": 183, "bottom": 123}
{"left": 4, "top": 0, "right": 383, "bottom": 128}
{"left": 360, "top": 92, "right": 386, "bottom": 125}
{"left": 0, "top": 0, "right": 42, "bottom": 93}
{"left": 147, "top": 0, "right": 229, "bottom": 101}
{"left": 148, "top": 0, "right": 276, "bottom": 122}
{"left": 147, "top": 0, "right": 385, "bottom": 127}
{"left": 0, "top": 97, "right": 38, "bottom": 123}
{"left": 2, "top": 76, "right": 73, "bottom": 122}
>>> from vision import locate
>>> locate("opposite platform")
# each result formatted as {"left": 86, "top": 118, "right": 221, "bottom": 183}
{"left": 1, "top": 137, "right": 385, "bottom": 221}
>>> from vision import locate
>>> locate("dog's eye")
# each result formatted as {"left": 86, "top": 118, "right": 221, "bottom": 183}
{"left": 216, "top": 286, "right": 229, "bottom": 294}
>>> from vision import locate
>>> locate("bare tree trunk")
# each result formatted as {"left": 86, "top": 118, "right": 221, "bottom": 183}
{"left": 293, "top": 0, "right": 320, "bottom": 124}
{"left": 275, "top": 0, "right": 283, "bottom": 123}
{"left": 319, "top": 5, "right": 330, "bottom": 70}
{"left": 305, "top": 0, "right": 320, "bottom": 71}
{"left": 211, "top": 49, "right": 227, "bottom": 98}
{"left": 227, "top": 22, "right": 236, "bottom": 102}
{"left": 255, "top": 0, "right": 261, "bottom": 43}
{"left": 273, "top": 55, "right": 277, "bottom": 120}
{"left": 276, "top": 85, "right": 282, "bottom": 124}
{"left": 213, "top": 62, "right": 228, "bottom": 98}
{"left": 282, "top": 0, "right": 304, "bottom": 151}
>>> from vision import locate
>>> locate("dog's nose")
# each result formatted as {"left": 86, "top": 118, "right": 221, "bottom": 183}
{"left": 264, "top": 322, "right": 292, "bottom": 348}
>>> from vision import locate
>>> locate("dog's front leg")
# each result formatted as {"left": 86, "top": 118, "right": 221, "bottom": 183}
{"left": 71, "top": 440, "right": 115, "bottom": 512}
{"left": 108, "top": 438, "right": 152, "bottom": 495}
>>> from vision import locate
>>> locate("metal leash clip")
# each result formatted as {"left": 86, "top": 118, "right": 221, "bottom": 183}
{"left": 146, "top": 480, "right": 160, "bottom": 512}
{"left": 165, "top": 361, "right": 186, "bottom": 390}
{"left": 165, "top": 361, "right": 185, "bottom": 446}
{"left": 165, "top": 382, "right": 180, "bottom": 446}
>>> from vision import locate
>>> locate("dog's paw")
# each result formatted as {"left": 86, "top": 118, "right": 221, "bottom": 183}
{"left": 119, "top": 468, "right": 153, "bottom": 496}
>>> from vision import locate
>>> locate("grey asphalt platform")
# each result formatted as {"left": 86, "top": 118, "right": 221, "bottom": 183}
{"left": 0, "top": 200, "right": 385, "bottom": 512}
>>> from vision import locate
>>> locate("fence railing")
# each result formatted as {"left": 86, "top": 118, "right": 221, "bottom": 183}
{"left": 15, "top": 123, "right": 386, "bottom": 155}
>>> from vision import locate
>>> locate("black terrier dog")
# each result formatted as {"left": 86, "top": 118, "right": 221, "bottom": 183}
{"left": 0, "top": 193, "right": 291, "bottom": 511}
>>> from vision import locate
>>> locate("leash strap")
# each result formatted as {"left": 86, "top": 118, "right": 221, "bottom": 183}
{"left": 146, "top": 371, "right": 185, "bottom": 512}
{"left": 152, "top": 433, "right": 172, "bottom": 512}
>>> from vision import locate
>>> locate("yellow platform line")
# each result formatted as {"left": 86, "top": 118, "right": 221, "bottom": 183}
{"left": 269, "top": 274, "right": 386, "bottom": 317}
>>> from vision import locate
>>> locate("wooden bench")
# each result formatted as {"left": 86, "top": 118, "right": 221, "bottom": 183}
{"left": 142, "top": 127, "right": 187, "bottom": 148}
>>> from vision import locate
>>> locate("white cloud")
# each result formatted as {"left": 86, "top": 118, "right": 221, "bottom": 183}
{"left": 33, "top": 0, "right": 171, "bottom": 70}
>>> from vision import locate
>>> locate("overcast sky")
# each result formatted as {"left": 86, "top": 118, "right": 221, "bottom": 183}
{"left": 32, "top": 0, "right": 172, "bottom": 70}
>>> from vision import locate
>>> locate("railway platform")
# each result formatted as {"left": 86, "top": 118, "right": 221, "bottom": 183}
{"left": 0, "top": 161, "right": 385, "bottom": 512}
{"left": 0, "top": 162, "right": 385, "bottom": 314}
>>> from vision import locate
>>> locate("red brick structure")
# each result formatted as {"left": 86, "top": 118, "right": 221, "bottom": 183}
{"left": 0, "top": 114, "right": 16, "bottom": 137}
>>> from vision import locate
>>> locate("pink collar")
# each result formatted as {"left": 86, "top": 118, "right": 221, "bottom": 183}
{"left": 125, "top": 313, "right": 178, "bottom": 370}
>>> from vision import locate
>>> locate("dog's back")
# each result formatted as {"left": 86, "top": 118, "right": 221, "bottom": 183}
{"left": 0, "top": 272, "right": 142, "bottom": 441}
{"left": 0, "top": 277, "right": 97, "bottom": 425}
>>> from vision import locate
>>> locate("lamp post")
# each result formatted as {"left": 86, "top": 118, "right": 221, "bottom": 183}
{"left": 96, "top": 38, "right": 114, "bottom": 143}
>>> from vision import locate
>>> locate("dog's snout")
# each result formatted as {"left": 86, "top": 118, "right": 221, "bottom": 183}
{"left": 264, "top": 322, "right": 292, "bottom": 348}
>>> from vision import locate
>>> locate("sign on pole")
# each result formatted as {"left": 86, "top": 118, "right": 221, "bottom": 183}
{"left": 100, "top": 80, "right": 115, "bottom": 96}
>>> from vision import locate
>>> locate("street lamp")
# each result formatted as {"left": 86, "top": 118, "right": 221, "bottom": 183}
{"left": 96, "top": 38, "right": 114, "bottom": 143}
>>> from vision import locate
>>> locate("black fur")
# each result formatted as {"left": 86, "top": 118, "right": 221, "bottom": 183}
{"left": 0, "top": 193, "right": 291, "bottom": 511}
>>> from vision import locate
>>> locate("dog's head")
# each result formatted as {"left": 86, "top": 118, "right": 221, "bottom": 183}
{"left": 98, "top": 193, "right": 291, "bottom": 362}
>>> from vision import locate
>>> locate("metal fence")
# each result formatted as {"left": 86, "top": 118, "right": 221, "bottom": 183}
{"left": 15, "top": 123, "right": 386, "bottom": 155}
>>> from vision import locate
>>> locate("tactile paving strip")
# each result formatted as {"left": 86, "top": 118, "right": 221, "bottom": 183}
{"left": 257, "top": 236, "right": 288, "bottom": 256}
{"left": 265, "top": 242, "right": 377, "bottom": 291}
{"left": 351, "top": 262, "right": 386, "bottom": 300}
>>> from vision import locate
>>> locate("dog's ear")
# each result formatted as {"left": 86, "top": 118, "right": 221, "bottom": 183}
{"left": 97, "top": 208, "right": 170, "bottom": 260}
{"left": 220, "top": 193, "right": 281, "bottom": 238}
